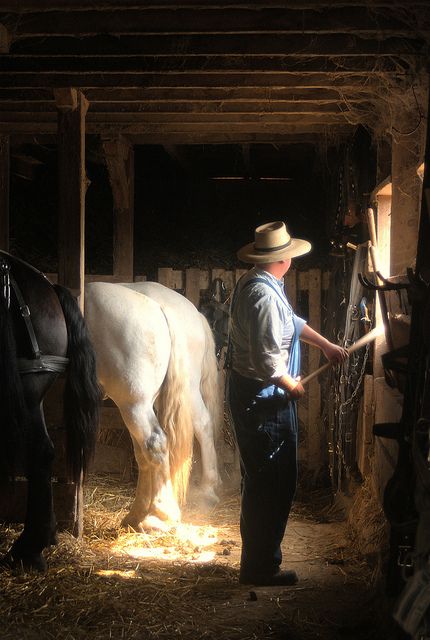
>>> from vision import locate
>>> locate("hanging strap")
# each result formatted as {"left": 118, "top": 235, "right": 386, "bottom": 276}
{"left": 10, "top": 274, "right": 41, "bottom": 359}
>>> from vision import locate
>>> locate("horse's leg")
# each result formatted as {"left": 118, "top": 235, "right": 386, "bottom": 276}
{"left": 119, "top": 403, "right": 180, "bottom": 532}
{"left": 6, "top": 374, "right": 57, "bottom": 572}
{"left": 191, "top": 392, "right": 220, "bottom": 510}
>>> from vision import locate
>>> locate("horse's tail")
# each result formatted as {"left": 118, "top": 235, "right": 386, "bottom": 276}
{"left": 53, "top": 285, "right": 101, "bottom": 483}
{"left": 156, "top": 310, "right": 193, "bottom": 505}
{"left": 199, "top": 313, "right": 222, "bottom": 445}
{"left": 0, "top": 297, "right": 27, "bottom": 480}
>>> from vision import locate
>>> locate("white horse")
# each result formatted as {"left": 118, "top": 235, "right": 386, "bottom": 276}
{"left": 85, "top": 281, "right": 221, "bottom": 531}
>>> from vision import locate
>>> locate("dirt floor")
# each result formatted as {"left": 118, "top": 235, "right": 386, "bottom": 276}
{"left": 0, "top": 475, "right": 401, "bottom": 640}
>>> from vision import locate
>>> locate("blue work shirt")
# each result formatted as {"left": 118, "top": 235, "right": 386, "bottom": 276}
{"left": 229, "top": 267, "right": 307, "bottom": 382}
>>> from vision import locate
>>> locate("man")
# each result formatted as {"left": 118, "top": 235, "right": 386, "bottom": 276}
{"left": 227, "top": 221, "right": 347, "bottom": 586}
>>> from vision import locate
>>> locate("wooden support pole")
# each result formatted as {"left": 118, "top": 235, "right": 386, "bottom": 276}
{"left": 102, "top": 137, "right": 134, "bottom": 280}
{"left": 306, "top": 268, "right": 322, "bottom": 471}
{"left": 390, "top": 83, "right": 428, "bottom": 276}
{"left": 0, "top": 24, "right": 10, "bottom": 54}
{"left": 0, "top": 135, "right": 10, "bottom": 251}
{"left": 57, "top": 90, "right": 88, "bottom": 309}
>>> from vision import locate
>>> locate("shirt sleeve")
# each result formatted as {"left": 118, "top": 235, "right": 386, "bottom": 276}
{"left": 293, "top": 313, "right": 307, "bottom": 337}
{"left": 246, "top": 287, "right": 289, "bottom": 380}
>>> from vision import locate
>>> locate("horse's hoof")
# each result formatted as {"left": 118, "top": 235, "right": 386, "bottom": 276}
{"left": 152, "top": 503, "right": 181, "bottom": 524}
{"left": 140, "top": 515, "right": 173, "bottom": 532}
{"left": 121, "top": 516, "right": 145, "bottom": 533}
{"left": 1, "top": 551, "right": 47, "bottom": 573}
{"left": 191, "top": 488, "right": 220, "bottom": 512}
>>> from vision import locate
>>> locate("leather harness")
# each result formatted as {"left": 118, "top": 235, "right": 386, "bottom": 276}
{"left": 0, "top": 255, "right": 69, "bottom": 375}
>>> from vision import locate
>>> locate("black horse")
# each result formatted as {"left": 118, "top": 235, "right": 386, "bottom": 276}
{"left": 0, "top": 250, "right": 101, "bottom": 571}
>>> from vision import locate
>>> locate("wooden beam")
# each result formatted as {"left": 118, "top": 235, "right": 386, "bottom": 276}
{"left": 102, "top": 136, "right": 134, "bottom": 280}
{"left": 57, "top": 91, "right": 88, "bottom": 308}
{"left": 0, "top": 114, "right": 369, "bottom": 134}
{"left": 8, "top": 33, "right": 425, "bottom": 56}
{"left": 2, "top": 7, "right": 429, "bottom": 37}
{"left": 0, "top": 99, "right": 374, "bottom": 114}
{"left": 9, "top": 127, "right": 355, "bottom": 146}
{"left": 0, "top": 23, "right": 9, "bottom": 53}
{"left": 0, "top": 135, "right": 9, "bottom": 251}
{"left": 0, "top": 55, "right": 412, "bottom": 74}
{"left": 0, "top": 87, "right": 383, "bottom": 103}
{"left": 0, "top": 71, "right": 405, "bottom": 89}
{"left": 306, "top": 268, "right": 323, "bottom": 471}
{"left": 1, "top": 1, "right": 429, "bottom": 9}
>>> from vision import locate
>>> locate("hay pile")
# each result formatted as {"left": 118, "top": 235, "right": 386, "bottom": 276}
{"left": 0, "top": 476, "right": 246, "bottom": 640}
{"left": 346, "top": 477, "right": 390, "bottom": 575}
{"left": 0, "top": 475, "right": 389, "bottom": 640}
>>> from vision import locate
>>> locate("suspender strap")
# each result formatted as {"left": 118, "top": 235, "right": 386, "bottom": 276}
{"left": 225, "top": 276, "right": 291, "bottom": 370}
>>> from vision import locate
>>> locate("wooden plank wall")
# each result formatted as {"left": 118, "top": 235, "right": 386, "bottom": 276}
{"left": 45, "top": 267, "right": 329, "bottom": 476}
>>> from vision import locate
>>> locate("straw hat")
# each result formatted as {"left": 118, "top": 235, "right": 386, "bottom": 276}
{"left": 237, "top": 221, "right": 312, "bottom": 264}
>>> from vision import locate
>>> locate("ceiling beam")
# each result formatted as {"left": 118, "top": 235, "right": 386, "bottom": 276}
{"left": 9, "top": 33, "right": 426, "bottom": 56}
{"left": 0, "top": 71, "right": 408, "bottom": 89}
{"left": 0, "top": 1, "right": 429, "bottom": 10}
{"left": 0, "top": 87, "right": 383, "bottom": 105}
{"left": 2, "top": 7, "right": 429, "bottom": 37}
{"left": 10, "top": 127, "right": 355, "bottom": 146}
{"left": 0, "top": 112, "right": 366, "bottom": 126}
{"left": 0, "top": 121, "right": 360, "bottom": 137}
{"left": 0, "top": 56, "right": 414, "bottom": 74}
{"left": 0, "top": 101, "right": 374, "bottom": 114}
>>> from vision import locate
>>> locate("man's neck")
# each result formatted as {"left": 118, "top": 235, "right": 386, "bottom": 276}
{"left": 257, "top": 261, "right": 290, "bottom": 280}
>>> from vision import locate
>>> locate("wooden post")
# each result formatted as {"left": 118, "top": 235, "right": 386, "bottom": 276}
{"left": 56, "top": 89, "right": 88, "bottom": 310}
{"left": 0, "top": 24, "right": 10, "bottom": 54}
{"left": 390, "top": 82, "right": 428, "bottom": 276}
{"left": 158, "top": 267, "right": 183, "bottom": 290}
{"left": 102, "top": 137, "right": 134, "bottom": 281}
{"left": 185, "top": 268, "right": 208, "bottom": 308}
{"left": 0, "top": 135, "right": 9, "bottom": 251}
{"left": 307, "top": 268, "right": 323, "bottom": 472}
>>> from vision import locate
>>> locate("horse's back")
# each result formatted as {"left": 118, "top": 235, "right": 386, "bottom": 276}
{"left": 120, "top": 281, "right": 206, "bottom": 365}
{"left": 84, "top": 282, "right": 171, "bottom": 404}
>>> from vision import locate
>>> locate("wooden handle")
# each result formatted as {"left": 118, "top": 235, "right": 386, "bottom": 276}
{"left": 300, "top": 325, "right": 384, "bottom": 386}
{"left": 366, "top": 206, "right": 378, "bottom": 248}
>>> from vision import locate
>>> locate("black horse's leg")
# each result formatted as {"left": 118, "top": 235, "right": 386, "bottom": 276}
{"left": 7, "top": 374, "right": 57, "bottom": 572}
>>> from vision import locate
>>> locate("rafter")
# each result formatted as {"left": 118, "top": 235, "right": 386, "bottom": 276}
{"left": 8, "top": 33, "right": 426, "bottom": 56}
{"left": 0, "top": 71, "right": 413, "bottom": 91}
{"left": 2, "top": 7, "right": 429, "bottom": 37}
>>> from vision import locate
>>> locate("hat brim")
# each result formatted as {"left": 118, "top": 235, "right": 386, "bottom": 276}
{"left": 237, "top": 238, "right": 312, "bottom": 264}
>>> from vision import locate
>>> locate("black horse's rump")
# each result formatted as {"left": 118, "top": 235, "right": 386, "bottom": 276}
{"left": 0, "top": 251, "right": 101, "bottom": 570}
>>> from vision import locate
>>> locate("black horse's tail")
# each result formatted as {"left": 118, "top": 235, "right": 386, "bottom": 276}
{"left": 53, "top": 285, "right": 101, "bottom": 483}
{"left": 0, "top": 296, "right": 27, "bottom": 480}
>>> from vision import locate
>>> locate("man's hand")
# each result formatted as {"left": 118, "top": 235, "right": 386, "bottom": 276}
{"left": 276, "top": 374, "right": 305, "bottom": 399}
{"left": 322, "top": 341, "right": 349, "bottom": 365}
{"left": 288, "top": 377, "right": 305, "bottom": 400}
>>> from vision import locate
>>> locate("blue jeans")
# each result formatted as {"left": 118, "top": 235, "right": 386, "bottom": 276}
{"left": 227, "top": 370, "right": 298, "bottom": 578}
